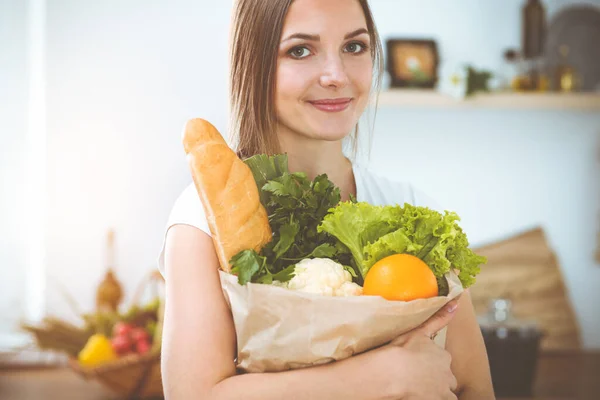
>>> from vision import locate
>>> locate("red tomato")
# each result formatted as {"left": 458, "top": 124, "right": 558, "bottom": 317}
{"left": 112, "top": 322, "right": 134, "bottom": 338}
{"left": 136, "top": 340, "right": 151, "bottom": 355}
{"left": 111, "top": 334, "right": 132, "bottom": 355}
{"left": 130, "top": 327, "right": 150, "bottom": 342}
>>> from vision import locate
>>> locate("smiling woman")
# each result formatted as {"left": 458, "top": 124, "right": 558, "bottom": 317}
{"left": 160, "top": 0, "right": 494, "bottom": 399}
{"left": 274, "top": 4, "right": 375, "bottom": 147}
{"left": 230, "top": 0, "right": 383, "bottom": 162}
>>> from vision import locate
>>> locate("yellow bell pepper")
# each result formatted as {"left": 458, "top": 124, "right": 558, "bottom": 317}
{"left": 78, "top": 334, "right": 118, "bottom": 367}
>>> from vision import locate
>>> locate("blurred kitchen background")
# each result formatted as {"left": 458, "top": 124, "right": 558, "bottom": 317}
{"left": 1, "top": 0, "right": 599, "bottom": 399}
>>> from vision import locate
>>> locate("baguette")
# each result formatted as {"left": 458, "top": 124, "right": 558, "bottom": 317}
{"left": 182, "top": 118, "right": 272, "bottom": 272}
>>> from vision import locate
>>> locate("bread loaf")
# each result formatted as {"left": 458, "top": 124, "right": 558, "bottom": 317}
{"left": 182, "top": 118, "right": 272, "bottom": 271}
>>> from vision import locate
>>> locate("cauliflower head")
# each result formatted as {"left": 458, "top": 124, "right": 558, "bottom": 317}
{"left": 279, "top": 258, "right": 362, "bottom": 296}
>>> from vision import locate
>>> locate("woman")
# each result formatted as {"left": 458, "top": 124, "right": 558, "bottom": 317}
{"left": 158, "top": 0, "right": 494, "bottom": 398}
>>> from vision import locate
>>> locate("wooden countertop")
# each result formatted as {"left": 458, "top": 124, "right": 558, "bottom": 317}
{"left": 1, "top": 351, "right": 599, "bottom": 399}
{"left": 0, "top": 366, "right": 122, "bottom": 400}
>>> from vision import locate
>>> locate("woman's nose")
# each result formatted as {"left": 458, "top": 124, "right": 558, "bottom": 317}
{"left": 319, "top": 55, "right": 349, "bottom": 89}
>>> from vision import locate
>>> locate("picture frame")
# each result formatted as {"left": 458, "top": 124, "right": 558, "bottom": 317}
{"left": 386, "top": 39, "right": 439, "bottom": 88}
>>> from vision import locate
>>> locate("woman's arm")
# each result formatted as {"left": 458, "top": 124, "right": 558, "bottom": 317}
{"left": 446, "top": 289, "right": 495, "bottom": 399}
{"left": 161, "top": 224, "right": 411, "bottom": 400}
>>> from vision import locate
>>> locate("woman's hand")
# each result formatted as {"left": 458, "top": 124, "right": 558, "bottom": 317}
{"left": 352, "top": 299, "right": 460, "bottom": 400}
{"left": 393, "top": 298, "right": 460, "bottom": 399}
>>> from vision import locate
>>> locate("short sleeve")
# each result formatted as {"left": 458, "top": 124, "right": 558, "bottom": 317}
{"left": 156, "top": 182, "right": 212, "bottom": 277}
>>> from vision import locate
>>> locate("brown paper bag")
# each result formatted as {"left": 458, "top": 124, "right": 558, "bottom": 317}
{"left": 219, "top": 270, "right": 464, "bottom": 373}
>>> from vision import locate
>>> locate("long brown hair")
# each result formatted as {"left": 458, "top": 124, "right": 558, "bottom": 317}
{"left": 229, "top": 0, "right": 383, "bottom": 159}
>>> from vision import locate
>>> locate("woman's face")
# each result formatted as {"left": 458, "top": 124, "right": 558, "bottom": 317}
{"left": 275, "top": 0, "right": 373, "bottom": 143}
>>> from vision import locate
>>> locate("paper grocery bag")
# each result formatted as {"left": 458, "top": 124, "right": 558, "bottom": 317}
{"left": 219, "top": 271, "right": 463, "bottom": 373}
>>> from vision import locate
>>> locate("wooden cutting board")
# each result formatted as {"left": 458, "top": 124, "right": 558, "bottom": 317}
{"left": 470, "top": 227, "right": 582, "bottom": 351}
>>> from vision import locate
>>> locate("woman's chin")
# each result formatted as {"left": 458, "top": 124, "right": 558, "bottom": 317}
{"left": 317, "top": 127, "right": 355, "bottom": 141}
{"left": 279, "top": 117, "right": 356, "bottom": 142}
{"left": 316, "top": 130, "right": 352, "bottom": 141}
{"left": 304, "top": 120, "right": 355, "bottom": 141}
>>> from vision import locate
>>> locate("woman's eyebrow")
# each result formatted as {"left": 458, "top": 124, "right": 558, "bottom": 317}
{"left": 282, "top": 33, "right": 320, "bottom": 42}
{"left": 281, "top": 28, "right": 369, "bottom": 43}
{"left": 344, "top": 28, "right": 369, "bottom": 39}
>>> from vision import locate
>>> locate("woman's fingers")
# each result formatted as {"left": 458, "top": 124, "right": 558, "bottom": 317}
{"left": 417, "top": 299, "right": 459, "bottom": 339}
{"left": 389, "top": 299, "right": 460, "bottom": 346}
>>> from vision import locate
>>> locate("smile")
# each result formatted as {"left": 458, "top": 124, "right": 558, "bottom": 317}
{"left": 307, "top": 98, "right": 353, "bottom": 113}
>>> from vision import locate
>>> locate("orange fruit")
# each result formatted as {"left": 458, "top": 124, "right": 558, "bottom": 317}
{"left": 362, "top": 254, "right": 438, "bottom": 301}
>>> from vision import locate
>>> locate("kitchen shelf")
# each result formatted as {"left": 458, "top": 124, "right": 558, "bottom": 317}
{"left": 376, "top": 90, "right": 600, "bottom": 111}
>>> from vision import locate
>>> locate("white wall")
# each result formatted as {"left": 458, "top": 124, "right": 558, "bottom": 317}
{"left": 0, "top": 0, "right": 30, "bottom": 336}
{"left": 35, "top": 0, "right": 600, "bottom": 349}
{"left": 44, "top": 0, "right": 232, "bottom": 316}
{"left": 368, "top": 110, "right": 600, "bottom": 350}
{"left": 368, "top": 0, "right": 600, "bottom": 349}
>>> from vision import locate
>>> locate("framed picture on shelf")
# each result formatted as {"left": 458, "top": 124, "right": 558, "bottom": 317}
{"left": 386, "top": 39, "right": 439, "bottom": 88}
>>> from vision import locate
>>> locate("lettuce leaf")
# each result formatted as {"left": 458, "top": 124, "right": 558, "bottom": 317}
{"left": 316, "top": 202, "right": 402, "bottom": 278}
{"left": 363, "top": 229, "right": 422, "bottom": 272}
{"left": 319, "top": 202, "right": 486, "bottom": 290}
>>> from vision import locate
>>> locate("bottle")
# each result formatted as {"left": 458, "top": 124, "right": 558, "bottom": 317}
{"left": 504, "top": 50, "right": 533, "bottom": 92}
{"left": 503, "top": 49, "right": 520, "bottom": 91}
{"left": 522, "top": 0, "right": 547, "bottom": 90}
{"left": 522, "top": 0, "right": 546, "bottom": 59}
{"left": 96, "top": 229, "right": 124, "bottom": 313}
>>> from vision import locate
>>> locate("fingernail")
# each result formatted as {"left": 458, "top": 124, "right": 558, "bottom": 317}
{"left": 447, "top": 303, "right": 458, "bottom": 313}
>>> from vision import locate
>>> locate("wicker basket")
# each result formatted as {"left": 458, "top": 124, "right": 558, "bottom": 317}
{"left": 69, "top": 270, "right": 165, "bottom": 399}
{"left": 69, "top": 351, "right": 162, "bottom": 399}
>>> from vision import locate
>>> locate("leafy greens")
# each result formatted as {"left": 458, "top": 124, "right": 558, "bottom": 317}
{"left": 230, "top": 154, "right": 487, "bottom": 294}
{"left": 230, "top": 154, "right": 352, "bottom": 285}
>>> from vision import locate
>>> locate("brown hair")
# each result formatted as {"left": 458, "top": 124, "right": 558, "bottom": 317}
{"left": 229, "top": 0, "right": 383, "bottom": 159}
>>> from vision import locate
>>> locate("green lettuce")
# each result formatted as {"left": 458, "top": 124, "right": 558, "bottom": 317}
{"left": 318, "top": 202, "right": 486, "bottom": 291}
{"left": 316, "top": 202, "right": 400, "bottom": 277}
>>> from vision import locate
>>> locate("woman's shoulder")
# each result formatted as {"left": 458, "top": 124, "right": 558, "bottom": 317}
{"left": 352, "top": 162, "right": 444, "bottom": 212}
{"left": 157, "top": 182, "right": 211, "bottom": 276}
{"left": 167, "top": 182, "right": 212, "bottom": 234}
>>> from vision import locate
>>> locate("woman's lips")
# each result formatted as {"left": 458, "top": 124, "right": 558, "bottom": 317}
{"left": 307, "top": 98, "right": 353, "bottom": 112}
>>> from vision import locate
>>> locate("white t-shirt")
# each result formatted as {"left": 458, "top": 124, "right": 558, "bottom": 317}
{"left": 157, "top": 162, "right": 442, "bottom": 276}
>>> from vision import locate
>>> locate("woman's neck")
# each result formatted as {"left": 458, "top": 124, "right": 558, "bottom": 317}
{"left": 278, "top": 132, "right": 356, "bottom": 201}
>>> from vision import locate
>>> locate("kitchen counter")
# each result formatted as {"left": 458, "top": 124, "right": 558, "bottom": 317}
{"left": 0, "top": 366, "right": 121, "bottom": 400}
{"left": 1, "top": 351, "right": 598, "bottom": 399}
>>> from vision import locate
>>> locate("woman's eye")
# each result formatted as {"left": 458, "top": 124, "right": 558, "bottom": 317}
{"left": 345, "top": 42, "right": 367, "bottom": 54}
{"left": 289, "top": 46, "right": 311, "bottom": 59}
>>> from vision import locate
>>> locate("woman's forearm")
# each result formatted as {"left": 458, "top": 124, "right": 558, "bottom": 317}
{"left": 457, "top": 385, "right": 496, "bottom": 400}
{"left": 209, "top": 350, "right": 390, "bottom": 400}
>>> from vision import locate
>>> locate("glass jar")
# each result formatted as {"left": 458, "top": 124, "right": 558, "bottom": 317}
{"left": 478, "top": 298, "right": 543, "bottom": 397}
